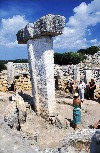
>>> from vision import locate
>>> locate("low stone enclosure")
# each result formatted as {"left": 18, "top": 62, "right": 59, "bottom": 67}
{"left": 0, "top": 62, "right": 100, "bottom": 100}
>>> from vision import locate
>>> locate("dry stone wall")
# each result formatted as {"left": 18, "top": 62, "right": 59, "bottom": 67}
{"left": 0, "top": 61, "right": 100, "bottom": 93}
{"left": 15, "top": 75, "right": 32, "bottom": 92}
{"left": 0, "top": 65, "right": 32, "bottom": 92}
{"left": 0, "top": 70, "right": 8, "bottom": 92}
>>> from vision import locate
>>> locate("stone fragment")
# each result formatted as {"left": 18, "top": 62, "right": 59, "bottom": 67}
{"left": 4, "top": 94, "right": 27, "bottom": 130}
{"left": 4, "top": 101, "right": 18, "bottom": 129}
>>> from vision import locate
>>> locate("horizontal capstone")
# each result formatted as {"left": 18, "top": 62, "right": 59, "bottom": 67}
{"left": 16, "top": 14, "right": 66, "bottom": 44}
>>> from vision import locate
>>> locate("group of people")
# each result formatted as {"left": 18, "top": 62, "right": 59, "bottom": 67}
{"left": 71, "top": 78, "right": 96, "bottom": 102}
{"left": 72, "top": 79, "right": 97, "bottom": 130}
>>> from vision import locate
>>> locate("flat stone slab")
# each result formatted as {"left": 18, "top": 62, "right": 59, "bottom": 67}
{"left": 16, "top": 14, "right": 66, "bottom": 44}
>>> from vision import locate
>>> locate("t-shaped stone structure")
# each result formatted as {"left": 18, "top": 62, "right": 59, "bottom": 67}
{"left": 16, "top": 14, "right": 65, "bottom": 119}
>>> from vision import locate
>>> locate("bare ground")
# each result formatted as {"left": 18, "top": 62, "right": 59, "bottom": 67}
{"left": 0, "top": 91, "right": 100, "bottom": 151}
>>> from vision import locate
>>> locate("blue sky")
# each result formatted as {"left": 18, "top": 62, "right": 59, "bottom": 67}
{"left": 0, "top": 0, "right": 100, "bottom": 60}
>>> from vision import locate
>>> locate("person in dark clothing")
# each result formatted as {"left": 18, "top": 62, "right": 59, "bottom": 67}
{"left": 89, "top": 79, "right": 96, "bottom": 100}
{"left": 85, "top": 84, "right": 90, "bottom": 99}
{"left": 11, "top": 81, "right": 16, "bottom": 93}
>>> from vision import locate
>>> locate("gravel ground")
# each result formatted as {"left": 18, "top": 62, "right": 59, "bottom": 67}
{"left": 0, "top": 91, "right": 100, "bottom": 152}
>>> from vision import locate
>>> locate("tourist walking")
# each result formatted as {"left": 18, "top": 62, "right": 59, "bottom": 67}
{"left": 73, "top": 93, "right": 81, "bottom": 130}
{"left": 78, "top": 80, "right": 86, "bottom": 102}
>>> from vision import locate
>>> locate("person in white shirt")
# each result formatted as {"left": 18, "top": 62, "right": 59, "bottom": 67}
{"left": 78, "top": 80, "right": 86, "bottom": 102}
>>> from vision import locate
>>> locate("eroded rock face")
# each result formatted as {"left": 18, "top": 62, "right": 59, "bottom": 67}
{"left": 61, "top": 129, "right": 100, "bottom": 153}
{"left": 16, "top": 14, "right": 66, "bottom": 44}
{"left": 4, "top": 94, "right": 27, "bottom": 130}
{"left": 4, "top": 101, "right": 18, "bottom": 129}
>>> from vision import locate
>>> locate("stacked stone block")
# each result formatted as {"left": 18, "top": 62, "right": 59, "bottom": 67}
{"left": 16, "top": 14, "right": 65, "bottom": 44}
{"left": 14, "top": 63, "right": 29, "bottom": 76}
{"left": 15, "top": 75, "right": 32, "bottom": 91}
{"left": 0, "top": 70, "right": 8, "bottom": 92}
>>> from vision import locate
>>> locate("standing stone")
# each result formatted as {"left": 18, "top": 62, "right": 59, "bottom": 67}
{"left": 84, "top": 69, "right": 93, "bottom": 84}
{"left": 7, "top": 62, "right": 15, "bottom": 88}
{"left": 16, "top": 14, "right": 65, "bottom": 118}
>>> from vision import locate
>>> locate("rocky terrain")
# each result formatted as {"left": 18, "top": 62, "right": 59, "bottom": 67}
{"left": 0, "top": 91, "right": 100, "bottom": 153}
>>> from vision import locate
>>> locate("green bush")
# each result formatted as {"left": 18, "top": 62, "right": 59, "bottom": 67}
{"left": 77, "top": 46, "right": 99, "bottom": 55}
{"left": 10, "top": 59, "right": 28, "bottom": 63}
{"left": 0, "top": 61, "right": 7, "bottom": 72}
{"left": 54, "top": 52, "right": 86, "bottom": 65}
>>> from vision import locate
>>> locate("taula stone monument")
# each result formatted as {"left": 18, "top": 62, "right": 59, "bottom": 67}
{"left": 16, "top": 14, "right": 65, "bottom": 119}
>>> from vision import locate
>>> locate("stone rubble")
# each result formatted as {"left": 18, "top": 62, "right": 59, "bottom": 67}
{"left": 0, "top": 70, "right": 8, "bottom": 92}
{"left": 4, "top": 94, "right": 27, "bottom": 130}
{"left": 0, "top": 91, "right": 100, "bottom": 153}
{"left": 0, "top": 58, "right": 100, "bottom": 101}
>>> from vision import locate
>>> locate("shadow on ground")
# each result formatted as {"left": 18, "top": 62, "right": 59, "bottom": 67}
{"left": 18, "top": 91, "right": 35, "bottom": 110}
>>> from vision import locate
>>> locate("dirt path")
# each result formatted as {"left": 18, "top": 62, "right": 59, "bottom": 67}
{"left": 56, "top": 97, "right": 100, "bottom": 129}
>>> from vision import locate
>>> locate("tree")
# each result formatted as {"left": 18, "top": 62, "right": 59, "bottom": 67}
{"left": 77, "top": 46, "right": 99, "bottom": 55}
{"left": 54, "top": 53, "right": 63, "bottom": 65}
{"left": 11, "top": 59, "right": 28, "bottom": 63}
{"left": 0, "top": 61, "right": 7, "bottom": 72}
{"left": 54, "top": 52, "right": 86, "bottom": 65}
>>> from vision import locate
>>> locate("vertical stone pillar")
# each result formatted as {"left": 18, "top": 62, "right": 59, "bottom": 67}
{"left": 27, "top": 36, "right": 55, "bottom": 116}
{"left": 84, "top": 69, "right": 93, "bottom": 84}
{"left": 16, "top": 14, "right": 65, "bottom": 118}
{"left": 7, "top": 62, "right": 15, "bottom": 87}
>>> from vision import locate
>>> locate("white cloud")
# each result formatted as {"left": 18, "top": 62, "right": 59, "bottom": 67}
{"left": 0, "top": 15, "right": 28, "bottom": 48}
{"left": 90, "top": 39, "right": 100, "bottom": 46}
{"left": 90, "top": 39, "right": 97, "bottom": 43}
{"left": 54, "top": 0, "right": 100, "bottom": 51}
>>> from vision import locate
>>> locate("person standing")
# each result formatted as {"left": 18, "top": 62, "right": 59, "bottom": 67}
{"left": 72, "top": 80, "right": 78, "bottom": 94}
{"left": 89, "top": 79, "right": 96, "bottom": 100}
{"left": 78, "top": 80, "right": 86, "bottom": 102}
{"left": 73, "top": 93, "right": 81, "bottom": 130}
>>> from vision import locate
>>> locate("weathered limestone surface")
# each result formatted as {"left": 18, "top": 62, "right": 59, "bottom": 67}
{"left": 16, "top": 14, "right": 65, "bottom": 118}
{"left": 16, "top": 14, "right": 65, "bottom": 44}
{"left": 27, "top": 37, "right": 55, "bottom": 117}
{"left": 4, "top": 94, "right": 27, "bottom": 130}
{"left": 7, "top": 62, "right": 15, "bottom": 87}
{"left": 0, "top": 70, "right": 8, "bottom": 92}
